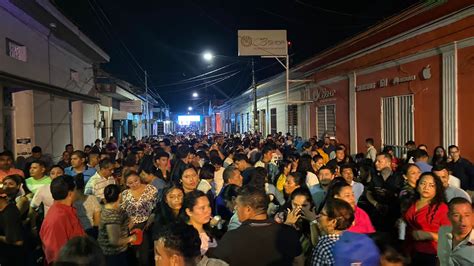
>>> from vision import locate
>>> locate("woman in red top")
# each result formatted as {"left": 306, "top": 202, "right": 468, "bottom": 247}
{"left": 403, "top": 172, "right": 450, "bottom": 265}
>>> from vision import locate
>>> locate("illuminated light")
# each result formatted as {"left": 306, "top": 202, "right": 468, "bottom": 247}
{"left": 203, "top": 52, "right": 214, "bottom": 61}
{"left": 178, "top": 115, "right": 201, "bottom": 125}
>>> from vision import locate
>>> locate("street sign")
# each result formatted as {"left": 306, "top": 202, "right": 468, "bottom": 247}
{"left": 238, "top": 30, "right": 287, "bottom": 56}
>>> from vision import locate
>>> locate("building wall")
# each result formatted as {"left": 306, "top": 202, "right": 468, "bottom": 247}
{"left": 83, "top": 102, "right": 99, "bottom": 147}
{"left": 33, "top": 90, "right": 71, "bottom": 162}
{"left": 457, "top": 44, "right": 474, "bottom": 159}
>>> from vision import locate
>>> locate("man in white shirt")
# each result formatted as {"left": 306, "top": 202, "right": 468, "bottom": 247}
{"left": 365, "top": 138, "right": 377, "bottom": 162}
{"left": 84, "top": 158, "right": 115, "bottom": 202}
{"left": 438, "top": 197, "right": 474, "bottom": 266}
{"left": 433, "top": 164, "right": 471, "bottom": 203}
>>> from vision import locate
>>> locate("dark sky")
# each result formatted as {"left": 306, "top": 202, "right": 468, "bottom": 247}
{"left": 53, "top": 0, "right": 418, "bottom": 113}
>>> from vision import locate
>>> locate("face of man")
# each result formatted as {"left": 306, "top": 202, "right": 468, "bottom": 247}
{"left": 0, "top": 155, "right": 12, "bottom": 171}
{"left": 234, "top": 160, "right": 246, "bottom": 172}
{"left": 32, "top": 152, "right": 42, "bottom": 159}
{"left": 62, "top": 152, "right": 70, "bottom": 162}
{"left": 433, "top": 169, "right": 450, "bottom": 188}
{"left": 229, "top": 169, "right": 243, "bottom": 187}
{"left": 29, "top": 163, "right": 45, "bottom": 178}
{"left": 89, "top": 154, "right": 99, "bottom": 167}
{"left": 157, "top": 157, "right": 169, "bottom": 169}
{"left": 336, "top": 150, "right": 345, "bottom": 161}
{"left": 99, "top": 165, "right": 114, "bottom": 178}
{"left": 66, "top": 145, "right": 74, "bottom": 154}
{"left": 235, "top": 196, "right": 251, "bottom": 222}
{"left": 341, "top": 168, "right": 354, "bottom": 184}
{"left": 70, "top": 154, "right": 85, "bottom": 168}
{"left": 449, "top": 203, "right": 473, "bottom": 236}
{"left": 137, "top": 150, "right": 145, "bottom": 160}
{"left": 449, "top": 147, "right": 461, "bottom": 161}
{"left": 375, "top": 155, "right": 391, "bottom": 172}
{"left": 154, "top": 240, "right": 184, "bottom": 266}
{"left": 318, "top": 169, "right": 335, "bottom": 186}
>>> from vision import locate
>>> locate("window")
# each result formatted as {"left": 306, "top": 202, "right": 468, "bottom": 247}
{"left": 70, "top": 69, "right": 79, "bottom": 82}
{"left": 288, "top": 105, "right": 298, "bottom": 136}
{"left": 6, "top": 38, "right": 27, "bottom": 62}
{"left": 270, "top": 108, "right": 277, "bottom": 134}
{"left": 317, "top": 104, "right": 336, "bottom": 138}
{"left": 381, "top": 95, "right": 414, "bottom": 158}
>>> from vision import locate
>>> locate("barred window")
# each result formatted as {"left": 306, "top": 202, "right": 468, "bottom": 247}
{"left": 381, "top": 95, "right": 414, "bottom": 158}
{"left": 270, "top": 108, "right": 277, "bottom": 134}
{"left": 317, "top": 104, "right": 336, "bottom": 138}
{"left": 288, "top": 105, "right": 297, "bottom": 136}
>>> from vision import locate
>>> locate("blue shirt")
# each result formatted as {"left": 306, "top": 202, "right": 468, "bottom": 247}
{"left": 65, "top": 166, "right": 97, "bottom": 183}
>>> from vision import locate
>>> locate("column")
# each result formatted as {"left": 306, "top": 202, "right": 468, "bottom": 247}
{"left": 349, "top": 72, "right": 358, "bottom": 154}
{"left": 71, "top": 101, "right": 84, "bottom": 151}
{"left": 12, "top": 90, "right": 35, "bottom": 159}
{"left": 0, "top": 85, "right": 3, "bottom": 151}
{"left": 442, "top": 42, "right": 458, "bottom": 147}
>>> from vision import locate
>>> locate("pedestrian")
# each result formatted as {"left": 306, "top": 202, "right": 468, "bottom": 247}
{"left": 403, "top": 172, "right": 450, "bottom": 265}
{"left": 40, "top": 175, "right": 85, "bottom": 264}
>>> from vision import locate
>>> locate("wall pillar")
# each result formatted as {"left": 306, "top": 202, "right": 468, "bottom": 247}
{"left": 12, "top": 90, "right": 35, "bottom": 158}
{"left": 441, "top": 42, "right": 458, "bottom": 147}
{"left": 71, "top": 101, "right": 84, "bottom": 151}
{"left": 349, "top": 72, "right": 358, "bottom": 154}
{"left": 0, "top": 85, "right": 4, "bottom": 151}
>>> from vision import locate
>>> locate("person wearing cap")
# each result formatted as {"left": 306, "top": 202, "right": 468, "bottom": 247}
{"left": 438, "top": 197, "right": 474, "bottom": 266}
{"left": 40, "top": 175, "right": 85, "bottom": 264}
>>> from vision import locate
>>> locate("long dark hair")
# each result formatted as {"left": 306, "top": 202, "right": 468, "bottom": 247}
{"left": 415, "top": 173, "right": 446, "bottom": 223}
{"left": 431, "top": 146, "right": 447, "bottom": 167}
{"left": 296, "top": 154, "right": 314, "bottom": 174}
{"left": 153, "top": 185, "right": 185, "bottom": 239}
{"left": 275, "top": 159, "right": 292, "bottom": 185}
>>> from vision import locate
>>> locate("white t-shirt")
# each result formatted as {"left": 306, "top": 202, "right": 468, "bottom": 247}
{"left": 306, "top": 171, "right": 319, "bottom": 189}
{"left": 214, "top": 168, "right": 225, "bottom": 195}
{"left": 448, "top": 175, "right": 461, "bottom": 189}
{"left": 31, "top": 184, "right": 54, "bottom": 215}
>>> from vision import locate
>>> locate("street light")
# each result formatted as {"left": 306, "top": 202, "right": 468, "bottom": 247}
{"left": 203, "top": 51, "right": 214, "bottom": 62}
{"left": 192, "top": 92, "right": 199, "bottom": 98}
{"left": 188, "top": 106, "right": 193, "bottom": 111}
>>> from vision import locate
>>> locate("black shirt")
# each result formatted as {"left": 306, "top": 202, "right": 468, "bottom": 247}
{"left": 209, "top": 219, "right": 302, "bottom": 266}
{"left": 447, "top": 157, "right": 474, "bottom": 190}
{"left": 0, "top": 202, "right": 23, "bottom": 266}
{"left": 241, "top": 166, "right": 256, "bottom": 185}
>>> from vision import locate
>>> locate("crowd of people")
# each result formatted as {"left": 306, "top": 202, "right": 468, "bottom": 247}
{"left": 0, "top": 133, "right": 473, "bottom": 266}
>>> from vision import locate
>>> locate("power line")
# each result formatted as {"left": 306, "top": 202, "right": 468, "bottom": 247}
{"left": 294, "top": 0, "right": 380, "bottom": 19}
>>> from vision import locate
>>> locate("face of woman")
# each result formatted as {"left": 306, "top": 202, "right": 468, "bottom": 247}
{"left": 436, "top": 148, "right": 445, "bottom": 157}
{"left": 187, "top": 196, "right": 212, "bottom": 225}
{"left": 284, "top": 176, "right": 299, "bottom": 195}
{"left": 165, "top": 188, "right": 184, "bottom": 211}
{"left": 291, "top": 195, "right": 309, "bottom": 210}
{"left": 405, "top": 166, "right": 421, "bottom": 188}
{"left": 417, "top": 175, "right": 437, "bottom": 200}
{"left": 335, "top": 186, "right": 356, "bottom": 209}
{"left": 49, "top": 167, "right": 64, "bottom": 180}
{"left": 181, "top": 168, "right": 199, "bottom": 192}
{"left": 125, "top": 174, "right": 141, "bottom": 190}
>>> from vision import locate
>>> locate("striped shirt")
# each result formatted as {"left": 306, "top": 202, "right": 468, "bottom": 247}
{"left": 85, "top": 172, "right": 116, "bottom": 200}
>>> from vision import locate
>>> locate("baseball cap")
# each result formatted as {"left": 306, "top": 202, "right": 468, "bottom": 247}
{"left": 333, "top": 231, "right": 380, "bottom": 266}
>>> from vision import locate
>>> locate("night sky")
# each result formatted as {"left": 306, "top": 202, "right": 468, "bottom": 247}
{"left": 54, "top": 0, "right": 418, "bottom": 113}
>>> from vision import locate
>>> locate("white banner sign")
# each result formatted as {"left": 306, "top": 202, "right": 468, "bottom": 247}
{"left": 120, "top": 100, "right": 142, "bottom": 113}
{"left": 238, "top": 30, "right": 287, "bottom": 56}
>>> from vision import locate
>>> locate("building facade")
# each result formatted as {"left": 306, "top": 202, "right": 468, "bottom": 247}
{"left": 216, "top": 0, "right": 474, "bottom": 159}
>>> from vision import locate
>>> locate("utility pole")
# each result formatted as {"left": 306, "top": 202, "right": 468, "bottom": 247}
{"left": 252, "top": 59, "right": 258, "bottom": 133}
{"left": 145, "top": 70, "right": 150, "bottom": 137}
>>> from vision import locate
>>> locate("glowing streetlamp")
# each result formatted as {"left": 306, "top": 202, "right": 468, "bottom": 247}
{"left": 203, "top": 52, "right": 214, "bottom": 62}
{"left": 188, "top": 106, "right": 193, "bottom": 111}
{"left": 192, "top": 92, "right": 199, "bottom": 98}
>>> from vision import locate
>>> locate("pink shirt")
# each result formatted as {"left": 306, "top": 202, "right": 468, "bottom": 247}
{"left": 0, "top": 168, "right": 25, "bottom": 182}
{"left": 347, "top": 206, "right": 375, "bottom": 234}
